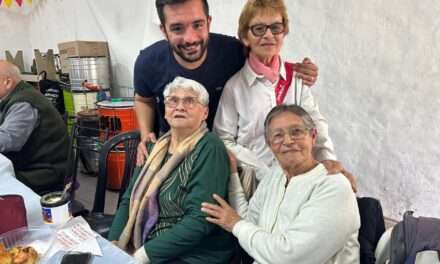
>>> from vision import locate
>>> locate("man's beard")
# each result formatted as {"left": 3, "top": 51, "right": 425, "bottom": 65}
{"left": 172, "top": 39, "right": 209, "bottom": 63}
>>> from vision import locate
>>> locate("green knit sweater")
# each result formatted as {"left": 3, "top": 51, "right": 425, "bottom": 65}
{"left": 0, "top": 81, "right": 70, "bottom": 194}
{"left": 109, "top": 132, "right": 235, "bottom": 264}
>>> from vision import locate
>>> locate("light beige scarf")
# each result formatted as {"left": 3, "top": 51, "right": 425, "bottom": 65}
{"left": 117, "top": 123, "right": 207, "bottom": 250}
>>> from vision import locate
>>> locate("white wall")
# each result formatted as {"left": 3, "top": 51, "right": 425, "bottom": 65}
{"left": 286, "top": 1, "right": 440, "bottom": 220}
{"left": 0, "top": 10, "right": 32, "bottom": 71}
{"left": 1, "top": 0, "right": 439, "bottom": 220}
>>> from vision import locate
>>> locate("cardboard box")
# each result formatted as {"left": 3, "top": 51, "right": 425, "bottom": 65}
{"left": 58, "top": 41, "right": 109, "bottom": 74}
{"left": 58, "top": 41, "right": 109, "bottom": 58}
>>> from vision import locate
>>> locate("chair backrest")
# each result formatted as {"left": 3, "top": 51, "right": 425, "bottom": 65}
{"left": 66, "top": 120, "right": 109, "bottom": 200}
{"left": 92, "top": 130, "right": 140, "bottom": 213}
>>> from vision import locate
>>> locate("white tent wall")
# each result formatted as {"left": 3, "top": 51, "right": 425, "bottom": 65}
{"left": 0, "top": 11, "right": 32, "bottom": 71}
{"left": 0, "top": 1, "right": 439, "bottom": 220}
{"left": 26, "top": 0, "right": 148, "bottom": 96}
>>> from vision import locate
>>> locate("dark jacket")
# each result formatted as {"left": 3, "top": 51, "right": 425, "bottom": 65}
{"left": 0, "top": 81, "right": 70, "bottom": 194}
{"left": 357, "top": 197, "right": 386, "bottom": 264}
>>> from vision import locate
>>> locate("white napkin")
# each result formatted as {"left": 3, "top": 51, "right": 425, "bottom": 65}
{"left": 44, "top": 216, "right": 102, "bottom": 258}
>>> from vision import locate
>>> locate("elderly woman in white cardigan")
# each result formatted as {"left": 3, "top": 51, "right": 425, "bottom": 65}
{"left": 202, "top": 105, "right": 360, "bottom": 264}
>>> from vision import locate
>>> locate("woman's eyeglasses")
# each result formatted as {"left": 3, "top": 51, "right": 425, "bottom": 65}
{"left": 269, "top": 126, "right": 311, "bottom": 145}
{"left": 249, "top": 22, "right": 285, "bottom": 37}
{"left": 164, "top": 96, "right": 201, "bottom": 109}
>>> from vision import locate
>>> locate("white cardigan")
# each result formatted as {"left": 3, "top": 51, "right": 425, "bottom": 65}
{"left": 229, "top": 164, "right": 360, "bottom": 264}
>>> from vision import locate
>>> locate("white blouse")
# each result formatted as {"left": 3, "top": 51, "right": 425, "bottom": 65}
{"left": 214, "top": 59, "right": 336, "bottom": 180}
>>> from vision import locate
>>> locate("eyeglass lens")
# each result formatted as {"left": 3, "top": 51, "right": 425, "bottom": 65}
{"left": 165, "top": 96, "right": 198, "bottom": 108}
{"left": 270, "top": 127, "right": 309, "bottom": 144}
{"left": 250, "top": 22, "right": 284, "bottom": 36}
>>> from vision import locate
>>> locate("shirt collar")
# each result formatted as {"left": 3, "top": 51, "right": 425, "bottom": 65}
{"left": 243, "top": 58, "right": 287, "bottom": 87}
{"left": 281, "top": 163, "right": 328, "bottom": 185}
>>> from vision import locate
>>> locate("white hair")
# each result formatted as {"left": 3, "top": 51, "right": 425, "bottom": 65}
{"left": 163, "top": 76, "right": 209, "bottom": 106}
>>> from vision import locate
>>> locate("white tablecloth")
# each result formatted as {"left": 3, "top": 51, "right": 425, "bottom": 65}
{"left": 46, "top": 238, "right": 137, "bottom": 264}
{"left": 0, "top": 154, "right": 43, "bottom": 226}
{"left": 0, "top": 154, "right": 136, "bottom": 263}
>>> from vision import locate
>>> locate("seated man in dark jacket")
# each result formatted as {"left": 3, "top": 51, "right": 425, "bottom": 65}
{"left": 0, "top": 60, "right": 70, "bottom": 194}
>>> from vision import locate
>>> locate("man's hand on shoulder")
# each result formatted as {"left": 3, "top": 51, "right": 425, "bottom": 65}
{"left": 294, "top": 57, "right": 319, "bottom": 87}
{"left": 136, "top": 133, "right": 157, "bottom": 166}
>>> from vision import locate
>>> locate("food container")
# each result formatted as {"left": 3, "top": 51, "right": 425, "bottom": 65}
{"left": 0, "top": 226, "right": 54, "bottom": 263}
{"left": 0, "top": 227, "right": 52, "bottom": 249}
{"left": 40, "top": 192, "right": 72, "bottom": 225}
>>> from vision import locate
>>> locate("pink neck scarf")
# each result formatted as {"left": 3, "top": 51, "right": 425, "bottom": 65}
{"left": 248, "top": 52, "right": 280, "bottom": 83}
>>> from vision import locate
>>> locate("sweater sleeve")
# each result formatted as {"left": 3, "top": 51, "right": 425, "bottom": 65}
{"left": 0, "top": 102, "right": 39, "bottom": 152}
{"left": 232, "top": 175, "right": 360, "bottom": 264}
{"left": 228, "top": 172, "right": 248, "bottom": 215}
{"left": 229, "top": 169, "right": 271, "bottom": 224}
{"left": 144, "top": 135, "right": 230, "bottom": 262}
{"left": 213, "top": 78, "right": 270, "bottom": 180}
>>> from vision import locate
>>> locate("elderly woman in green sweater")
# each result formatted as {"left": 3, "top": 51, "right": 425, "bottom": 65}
{"left": 108, "top": 76, "right": 234, "bottom": 264}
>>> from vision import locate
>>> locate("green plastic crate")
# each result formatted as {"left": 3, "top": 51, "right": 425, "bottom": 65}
{"left": 63, "top": 89, "right": 75, "bottom": 116}
{"left": 66, "top": 115, "right": 75, "bottom": 135}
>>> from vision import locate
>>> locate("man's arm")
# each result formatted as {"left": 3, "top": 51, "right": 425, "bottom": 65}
{"left": 134, "top": 94, "right": 157, "bottom": 165}
{"left": 0, "top": 102, "right": 38, "bottom": 153}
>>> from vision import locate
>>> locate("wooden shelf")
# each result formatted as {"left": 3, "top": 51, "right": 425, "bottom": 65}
{"left": 20, "top": 74, "right": 39, "bottom": 83}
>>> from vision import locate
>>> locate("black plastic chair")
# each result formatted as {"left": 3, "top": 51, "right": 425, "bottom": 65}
{"left": 66, "top": 121, "right": 109, "bottom": 217}
{"left": 72, "top": 117, "right": 108, "bottom": 177}
{"left": 85, "top": 130, "right": 140, "bottom": 238}
{"left": 65, "top": 121, "right": 88, "bottom": 217}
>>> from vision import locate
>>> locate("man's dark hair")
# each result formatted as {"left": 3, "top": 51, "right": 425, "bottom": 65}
{"left": 155, "top": 0, "right": 210, "bottom": 25}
